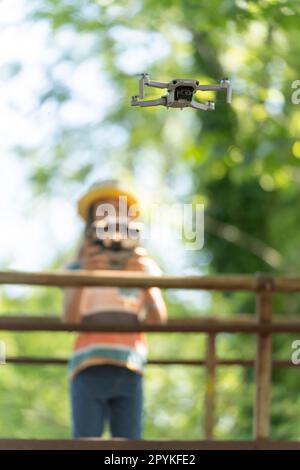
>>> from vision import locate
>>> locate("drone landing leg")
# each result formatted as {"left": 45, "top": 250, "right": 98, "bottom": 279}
{"left": 139, "top": 77, "right": 145, "bottom": 99}
{"left": 137, "top": 76, "right": 168, "bottom": 99}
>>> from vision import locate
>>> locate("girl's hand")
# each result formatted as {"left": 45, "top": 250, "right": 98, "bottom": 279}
{"left": 124, "top": 248, "right": 148, "bottom": 272}
{"left": 78, "top": 239, "right": 109, "bottom": 270}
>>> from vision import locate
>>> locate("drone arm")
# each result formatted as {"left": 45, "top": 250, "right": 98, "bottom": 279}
{"left": 196, "top": 84, "right": 222, "bottom": 91}
{"left": 190, "top": 100, "right": 215, "bottom": 111}
{"left": 196, "top": 80, "right": 232, "bottom": 104}
{"left": 131, "top": 96, "right": 166, "bottom": 107}
{"left": 146, "top": 80, "right": 169, "bottom": 89}
{"left": 137, "top": 76, "right": 168, "bottom": 98}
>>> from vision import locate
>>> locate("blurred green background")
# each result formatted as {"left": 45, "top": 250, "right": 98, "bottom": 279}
{"left": 1, "top": 0, "right": 300, "bottom": 440}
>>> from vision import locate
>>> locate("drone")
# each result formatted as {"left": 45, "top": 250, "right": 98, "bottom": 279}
{"left": 131, "top": 73, "right": 232, "bottom": 111}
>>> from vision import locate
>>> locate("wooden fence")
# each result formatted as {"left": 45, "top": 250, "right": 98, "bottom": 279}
{"left": 0, "top": 269, "right": 300, "bottom": 449}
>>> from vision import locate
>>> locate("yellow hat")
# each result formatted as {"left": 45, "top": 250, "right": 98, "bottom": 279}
{"left": 77, "top": 179, "right": 140, "bottom": 220}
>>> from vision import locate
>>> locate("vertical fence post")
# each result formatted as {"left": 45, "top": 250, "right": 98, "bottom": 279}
{"left": 204, "top": 333, "right": 216, "bottom": 440}
{"left": 254, "top": 273, "right": 273, "bottom": 440}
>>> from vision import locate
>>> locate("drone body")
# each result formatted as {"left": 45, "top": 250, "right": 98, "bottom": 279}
{"left": 131, "top": 74, "right": 232, "bottom": 111}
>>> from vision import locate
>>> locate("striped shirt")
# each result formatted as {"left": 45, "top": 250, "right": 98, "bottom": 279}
{"left": 66, "top": 256, "right": 161, "bottom": 379}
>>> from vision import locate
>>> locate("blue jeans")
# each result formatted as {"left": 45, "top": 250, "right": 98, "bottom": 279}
{"left": 70, "top": 364, "right": 143, "bottom": 438}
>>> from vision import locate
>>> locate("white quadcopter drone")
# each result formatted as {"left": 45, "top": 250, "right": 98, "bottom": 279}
{"left": 131, "top": 73, "right": 232, "bottom": 111}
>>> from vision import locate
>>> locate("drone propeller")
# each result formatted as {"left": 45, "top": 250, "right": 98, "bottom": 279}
{"left": 133, "top": 72, "right": 150, "bottom": 78}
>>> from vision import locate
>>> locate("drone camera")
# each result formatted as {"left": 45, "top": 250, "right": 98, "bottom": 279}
{"left": 175, "top": 85, "right": 194, "bottom": 102}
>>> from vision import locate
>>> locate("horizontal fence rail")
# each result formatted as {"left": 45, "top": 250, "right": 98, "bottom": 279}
{"left": 0, "top": 270, "right": 259, "bottom": 290}
{"left": 5, "top": 356, "right": 296, "bottom": 368}
{"left": 0, "top": 269, "right": 300, "bottom": 290}
{"left": 1, "top": 439, "right": 300, "bottom": 450}
{"left": 1, "top": 315, "right": 300, "bottom": 332}
{"left": 2, "top": 438, "right": 300, "bottom": 450}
